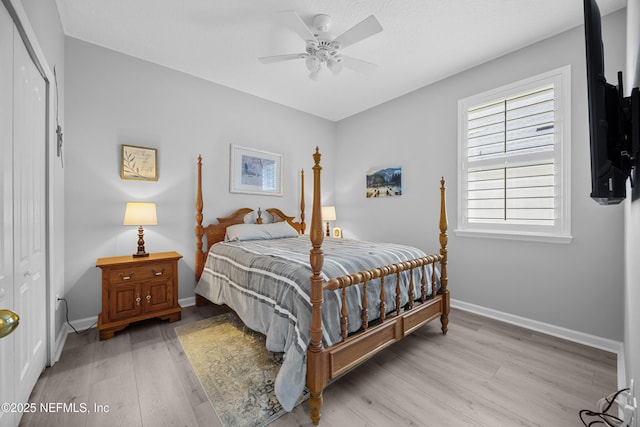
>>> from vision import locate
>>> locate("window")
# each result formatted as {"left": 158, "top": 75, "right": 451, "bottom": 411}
{"left": 457, "top": 67, "right": 572, "bottom": 243}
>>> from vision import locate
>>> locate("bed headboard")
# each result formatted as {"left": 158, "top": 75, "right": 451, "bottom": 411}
{"left": 195, "top": 156, "right": 306, "bottom": 281}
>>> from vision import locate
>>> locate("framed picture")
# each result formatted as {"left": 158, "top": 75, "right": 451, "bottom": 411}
{"left": 230, "top": 145, "right": 283, "bottom": 196}
{"left": 366, "top": 166, "right": 402, "bottom": 198}
{"left": 332, "top": 227, "right": 342, "bottom": 238}
{"left": 121, "top": 145, "right": 158, "bottom": 181}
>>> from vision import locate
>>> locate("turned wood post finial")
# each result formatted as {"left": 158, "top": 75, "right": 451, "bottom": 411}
{"left": 439, "top": 177, "right": 448, "bottom": 255}
{"left": 438, "top": 176, "right": 450, "bottom": 334}
{"left": 308, "top": 147, "right": 326, "bottom": 426}
{"left": 300, "top": 169, "right": 306, "bottom": 234}
{"left": 196, "top": 156, "right": 205, "bottom": 281}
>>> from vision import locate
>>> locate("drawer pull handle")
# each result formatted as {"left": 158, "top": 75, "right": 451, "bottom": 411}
{"left": 135, "top": 294, "right": 141, "bottom": 306}
{"left": 119, "top": 272, "right": 134, "bottom": 280}
{"left": 146, "top": 294, "right": 151, "bottom": 303}
{"left": 152, "top": 269, "right": 164, "bottom": 276}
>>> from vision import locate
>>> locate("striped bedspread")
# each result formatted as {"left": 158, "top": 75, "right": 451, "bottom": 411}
{"left": 195, "top": 235, "right": 439, "bottom": 411}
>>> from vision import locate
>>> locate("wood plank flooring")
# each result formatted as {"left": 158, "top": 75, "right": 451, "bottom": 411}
{"left": 20, "top": 307, "right": 616, "bottom": 427}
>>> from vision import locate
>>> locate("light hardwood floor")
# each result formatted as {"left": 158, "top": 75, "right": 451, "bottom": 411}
{"left": 20, "top": 306, "right": 616, "bottom": 427}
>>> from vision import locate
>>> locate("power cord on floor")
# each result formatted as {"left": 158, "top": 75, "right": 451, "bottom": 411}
{"left": 580, "top": 387, "right": 630, "bottom": 426}
{"left": 57, "top": 297, "right": 96, "bottom": 334}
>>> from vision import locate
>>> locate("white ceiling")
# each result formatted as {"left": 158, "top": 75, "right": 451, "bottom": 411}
{"left": 54, "top": 0, "right": 627, "bottom": 121}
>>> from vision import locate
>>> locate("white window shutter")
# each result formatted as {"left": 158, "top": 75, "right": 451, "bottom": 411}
{"left": 458, "top": 67, "right": 572, "bottom": 243}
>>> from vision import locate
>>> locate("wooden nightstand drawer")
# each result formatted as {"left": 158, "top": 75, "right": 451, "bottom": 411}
{"left": 107, "top": 263, "right": 174, "bottom": 284}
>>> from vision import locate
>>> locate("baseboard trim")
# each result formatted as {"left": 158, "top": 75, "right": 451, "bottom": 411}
{"left": 451, "top": 299, "right": 623, "bottom": 355}
{"left": 179, "top": 296, "right": 195, "bottom": 307}
{"left": 53, "top": 326, "right": 67, "bottom": 364}
{"left": 65, "top": 296, "right": 197, "bottom": 334}
{"left": 65, "top": 315, "right": 97, "bottom": 333}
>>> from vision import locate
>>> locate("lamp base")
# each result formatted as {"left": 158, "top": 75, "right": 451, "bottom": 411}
{"left": 132, "top": 226, "right": 149, "bottom": 257}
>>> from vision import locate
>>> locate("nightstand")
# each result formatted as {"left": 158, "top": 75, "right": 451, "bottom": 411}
{"left": 96, "top": 251, "right": 183, "bottom": 340}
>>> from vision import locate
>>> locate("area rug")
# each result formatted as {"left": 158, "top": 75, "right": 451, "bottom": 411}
{"left": 175, "top": 312, "right": 304, "bottom": 427}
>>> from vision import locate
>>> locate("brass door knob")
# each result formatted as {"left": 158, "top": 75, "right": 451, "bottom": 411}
{"left": 0, "top": 309, "right": 19, "bottom": 338}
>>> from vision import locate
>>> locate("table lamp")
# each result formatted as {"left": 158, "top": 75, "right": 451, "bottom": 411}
{"left": 321, "top": 206, "right": 336, "bottom": 237}
{"left": 123, "top": 202, "right": 157, "bottom": 257}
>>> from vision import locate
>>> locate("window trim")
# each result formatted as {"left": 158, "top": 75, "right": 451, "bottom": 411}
{"left": 456, "top": 66, "right": 573, "bottom": 243}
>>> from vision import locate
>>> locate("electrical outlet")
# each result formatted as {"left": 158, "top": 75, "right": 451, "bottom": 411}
{"left": 629, "top": 379, "right": 637, "bottom": 427}
{"left": 55, "top": 294, "right": 61, "bottom": 309}
{"left": 620, "top": 396, "right": 636, "bottom": 427}
{"left": 620, "top": 379, "right": 637, "bottom": 427}
{"left": 597, "top": 382, "right": 637, "bottom": 427}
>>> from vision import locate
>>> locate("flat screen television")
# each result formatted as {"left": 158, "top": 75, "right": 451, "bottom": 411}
{"left": 583, "top": 0, "right": 639, "bottom": 204}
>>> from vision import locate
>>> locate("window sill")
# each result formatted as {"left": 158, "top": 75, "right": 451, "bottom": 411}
{"left": 454, "top": 229, "right": 573, "bottom": 244}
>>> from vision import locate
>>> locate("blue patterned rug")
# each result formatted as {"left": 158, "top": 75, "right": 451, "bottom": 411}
{"left": 175, "top": 312, "right": 301, "bottom": 427}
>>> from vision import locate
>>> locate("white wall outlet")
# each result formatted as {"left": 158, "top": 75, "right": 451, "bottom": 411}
{"left": 620, "top": 379, "right": 637, "bottom": 427}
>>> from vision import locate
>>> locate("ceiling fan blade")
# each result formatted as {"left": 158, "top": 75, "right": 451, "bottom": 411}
{"left": 341, "top": 56, "right": 378, "bottom": 74}
{"left": 333, "top": 15, "right": 383, "bottom": 49}
{"left": 278, "top": 10, "right": 318, "bottom": 42}
{"left": 258, "top": 53, "right": 308, "bottom": 64}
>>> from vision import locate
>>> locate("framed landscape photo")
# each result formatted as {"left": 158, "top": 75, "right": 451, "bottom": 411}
{"left": 121, "top": 144, "right": 158, "bottom": 181}
{"left": 230, "top": 145, "right": 283, "bottom": 196}
{"left": 366, "top": 166, "right": 402, "bottom": 198}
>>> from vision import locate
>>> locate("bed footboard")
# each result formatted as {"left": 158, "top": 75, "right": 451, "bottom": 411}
{"left": 306, "top": 148, "right": 449, "bottom": 425}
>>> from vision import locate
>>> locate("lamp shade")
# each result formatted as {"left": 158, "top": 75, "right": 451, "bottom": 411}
{"left": 123, "top": 202, "right": 158, "bottom": 226}
{"left": 321, "top": 206, "right": 336, "bottom": 221}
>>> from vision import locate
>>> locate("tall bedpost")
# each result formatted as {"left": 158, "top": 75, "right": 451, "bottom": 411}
{"left": 195, "top": 155, "right": 205, "bottom": 282}
{"left": 438, "top": 177, "right": 450, "bottom": 334}
{"left": 300, "top": 169, "right": 306, "bottom": 234}
{"left": 308, "top": 147, "right": 326, "bottom": 426}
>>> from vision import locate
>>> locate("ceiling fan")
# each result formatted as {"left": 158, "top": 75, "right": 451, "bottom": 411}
{"left": 259, "top": 11, "right": 383, "bottom": 80}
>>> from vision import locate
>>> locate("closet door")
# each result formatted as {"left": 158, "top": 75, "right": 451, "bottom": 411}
{"left": 12, "top": 22, "right": 47, "bottom": 405}
{"left": 0, "top": 4, "right": 16, "bottom": 427}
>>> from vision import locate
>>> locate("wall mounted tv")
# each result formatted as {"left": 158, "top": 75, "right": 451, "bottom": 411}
{"left": 583, "top": 0, "right": 639, "bottom": 204}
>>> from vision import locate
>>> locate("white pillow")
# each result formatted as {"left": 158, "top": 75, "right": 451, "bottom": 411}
{"left": 225, "top": 221, "right": 299, "bottom": 242}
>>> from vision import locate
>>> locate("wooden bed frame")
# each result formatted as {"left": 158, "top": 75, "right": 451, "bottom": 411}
{"left": 195, "top": 148, "right": 449, "bottom": 425}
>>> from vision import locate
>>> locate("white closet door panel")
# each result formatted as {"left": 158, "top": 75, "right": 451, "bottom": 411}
{"left": 12, "top": 24, "right": 47, "bottom": 405}
{"left": 0, "top": 4, "right": 15, "bottom": 427}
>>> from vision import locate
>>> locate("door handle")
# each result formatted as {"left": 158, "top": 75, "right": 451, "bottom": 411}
{"left": 0, "top": 309, "right": 19, "bottom": 339}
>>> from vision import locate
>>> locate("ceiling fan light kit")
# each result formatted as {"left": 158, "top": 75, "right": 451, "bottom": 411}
{"left": 259, "top": 11, "right": 383, "bottom": 80}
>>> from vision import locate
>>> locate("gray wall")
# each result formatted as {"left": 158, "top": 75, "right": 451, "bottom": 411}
{"left": 625, "top": 0, "right": 640, "bottom": 403}
{"left": 334, "top": 10, "right": 627, "bottom": 341}
{"left": 63, "top": 9, "right": 628, "bottom": 344}
{"left": 64, "top": 37, "right": 335, "bottom": 321}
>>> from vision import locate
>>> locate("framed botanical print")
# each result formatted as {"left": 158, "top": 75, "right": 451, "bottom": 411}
{"left": 121, "top": 144, "right": 158, "bottom": 181}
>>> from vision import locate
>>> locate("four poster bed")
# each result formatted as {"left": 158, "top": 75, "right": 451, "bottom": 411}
{"left": 194, "top": 148, "right": 449, "bottom": 425}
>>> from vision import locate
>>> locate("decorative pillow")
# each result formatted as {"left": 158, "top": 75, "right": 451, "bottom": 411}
{"left": 225, "top": 221, "right": 299, "bottom": 242}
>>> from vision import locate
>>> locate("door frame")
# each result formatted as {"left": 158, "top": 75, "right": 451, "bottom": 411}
{"left": 2, "top": 0, "right": 60, "bottom": 366}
